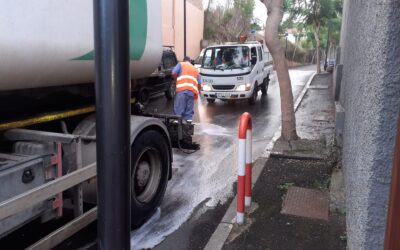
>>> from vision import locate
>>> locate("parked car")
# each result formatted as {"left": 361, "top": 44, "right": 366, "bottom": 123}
{"left": 133, "top": 48, "right": 178, "bottom": 104}
{"left": 325, "top": 58, "right": 336, "bottom": 73}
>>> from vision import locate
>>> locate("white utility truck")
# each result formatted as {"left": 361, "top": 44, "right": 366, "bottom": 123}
{"left": 199, "top": 41, "right": 273, "bottom": 105}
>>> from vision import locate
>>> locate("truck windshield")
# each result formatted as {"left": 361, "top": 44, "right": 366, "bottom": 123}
{"left": 202, "top": 46, "right": 250, "bottom": 70}
{"left": 193, "top": 55, "right": 203, "bottom": 65}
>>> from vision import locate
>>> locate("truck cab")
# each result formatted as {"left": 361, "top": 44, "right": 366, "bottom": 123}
{"left": 199, "top": 42, "right": 273, "bottom": 105}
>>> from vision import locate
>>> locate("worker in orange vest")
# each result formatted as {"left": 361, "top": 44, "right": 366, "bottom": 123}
{"left": 172, "top": 56, "right": 201, "bottom": 123}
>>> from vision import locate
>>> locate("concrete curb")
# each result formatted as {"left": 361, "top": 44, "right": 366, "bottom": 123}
{"left": 204, "top": 71, "right": 317, "bottom": 250}
{"left": 294, "top": 72, "right": 316, "bottom": 112}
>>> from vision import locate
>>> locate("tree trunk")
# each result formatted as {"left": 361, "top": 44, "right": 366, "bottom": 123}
{"left": 206, "top": 0, "right": 212, "bottom": 12}
{"left": 329, "top": 41, "right": 336, "bottom": 59}
{"left": 262, "top": 0, "right": 298, "bottom": 141}
{"left": 292, "top": 44, "right": 297, "bottom": 63}
{"left": 324, "top": 25, "right": 330, "bottom": 71}
{"left": 314, "top": 20, "right": 321, "bottom": 74}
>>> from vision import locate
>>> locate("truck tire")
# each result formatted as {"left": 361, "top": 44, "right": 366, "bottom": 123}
{"left": 247, "top": 84, "right": 258, "bottom": 105}
{"left": 131, "top": 129, "right": 170, "bottom": 228}
{"left": 165, "top": 81, "right": 176, "bottom": 100}
{"left": 261, "top": 77, "right": 269, "bottom": 95}
{"left": 138, "top": 88, "right": 150, "bottom": 105}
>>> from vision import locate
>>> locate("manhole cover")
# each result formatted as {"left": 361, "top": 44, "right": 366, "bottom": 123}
{"left": 281, "top": 186, "right": 329, "bottom": 221}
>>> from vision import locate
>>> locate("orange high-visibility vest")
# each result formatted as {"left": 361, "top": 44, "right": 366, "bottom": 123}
{"left": 176, "top": 62, "right": 200, "bottom": 100}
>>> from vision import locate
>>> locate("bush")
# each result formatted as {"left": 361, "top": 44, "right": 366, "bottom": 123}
{"left": 279, "top": 39, "right": 315, "bottom": 65}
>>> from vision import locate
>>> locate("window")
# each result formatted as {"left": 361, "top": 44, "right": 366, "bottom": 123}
{"left": 251, "top": 47, "right": 257, "bottom": 65}
{"left": 202, "top": 49, "right": 214, "bottom": 68}
{"left": 257, "top": 47, "right": 263, "bottom": 61}
{"left": 194, "top": 55, "right": 203, "bottom": 65}
{"left": 202, "top": 46, "right": 250, "bottom": 69}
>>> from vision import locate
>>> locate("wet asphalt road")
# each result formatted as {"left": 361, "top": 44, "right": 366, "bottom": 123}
{"left": 135, "top": 65, "right": 317, "bottom": 250}
{"left": 0, "top": 65, "right": 316, "bottom": 250}
{"left": 145, "top": 64, "right": 316, "bottom": 162}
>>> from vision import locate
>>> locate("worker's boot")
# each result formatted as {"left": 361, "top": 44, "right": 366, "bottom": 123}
{"left": 182, "top": 121, "right": 194, "bottom": 137}
{"left": 180, "top": 138, "right": 200, "bottom": 150}
{"left": 191, "top": 141, "right": 200, "bottom": 150}
{"left": 179, "top": 120, "right": 200, "bottom": 150}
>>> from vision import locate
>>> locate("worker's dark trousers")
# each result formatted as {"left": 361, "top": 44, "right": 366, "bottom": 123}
{"left": 174, "top": 91, "right": 194, "bottom": 120}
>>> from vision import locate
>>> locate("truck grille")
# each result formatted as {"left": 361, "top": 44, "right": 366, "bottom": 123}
{"left": 212, "top": 85, "right": 235, "bottom": 90}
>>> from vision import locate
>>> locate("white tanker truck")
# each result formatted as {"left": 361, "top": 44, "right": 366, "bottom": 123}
{"left": 0, "top": 0, "right": 191, "bottom": 247}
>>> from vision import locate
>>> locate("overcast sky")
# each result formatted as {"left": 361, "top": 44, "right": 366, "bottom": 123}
{"left": 253, "top": 1, "right": 267, "bottom": 26}
{"left": 203, "top": 0, "right": 267, "bottom": 26}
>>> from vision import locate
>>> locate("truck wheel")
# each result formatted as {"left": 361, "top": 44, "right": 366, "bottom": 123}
{"left": 131, "top": 130, "right": 170, "bottom": 228}
{"left": 138, "top": 88, "right": 150, "bottom": 105}
{"left": 206, "top": 98, "right": 215, "bottom": 104}
{"left": 247, "top": 85, "right": 258, "bottom": 105}
{"left": 165, "top": 82, "right": 176, "bottom": 100}
{"left": 261, "top": 78, "right": 269, "bottom": 95}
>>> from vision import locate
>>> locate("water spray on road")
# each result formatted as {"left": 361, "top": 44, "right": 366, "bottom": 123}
{"left": 196, "top": 98, "right": 208, "bottom": 124}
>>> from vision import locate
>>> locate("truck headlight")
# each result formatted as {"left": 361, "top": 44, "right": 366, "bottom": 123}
{"left": 236, "top": 83, "right": 251, "bottom": 91}
{"left": 202, "top": 84, "right": 212, "bottom": 91}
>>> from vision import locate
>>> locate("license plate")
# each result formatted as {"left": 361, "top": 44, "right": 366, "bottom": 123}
{"left": 217, "top": 92, "right": 228, "bottom": 98}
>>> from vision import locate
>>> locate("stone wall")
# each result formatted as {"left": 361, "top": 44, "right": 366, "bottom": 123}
{"left": 338, "top": 0, "right": 400, "bottom": 249}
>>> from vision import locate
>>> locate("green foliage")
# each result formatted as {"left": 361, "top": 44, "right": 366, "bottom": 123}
{"left": 251, "top": 22, "right": 262, "bottom": 31}
{"left": 339, "top": 232, "right": 347, "bottom": 241}
{"left": 288, "top": 0, "right": 336, "bottom": 26}
{"left": 223, "top": 11, "right": 233, "bottom": 24}
{"left": 234, "top": 0, "right": 255, "bottom": 18}
{"left": 280, "top": 39, "right": 314, "bottom": 63}
{"left": 283, "top": 0, "right": 295, "bottom": 12}
{"left": 278, "top": 182, "right": 295, "bottom": 191}
{"left": 334, "top": 0, "right": 343, "bottom": 12}
{"left": 204, "top": 26, "right": 214, "bottom": 40}
{"left": 204, "top": 0, "right": 257, "bottom": 42}
{"left": 327, "top": 16, "right": 342, "bottom": 44}
{"left": 313, "top": 178, "right": 331, "bottom": 191}
{"left": 283, "top": 0, "right": 343, "bottom": 50}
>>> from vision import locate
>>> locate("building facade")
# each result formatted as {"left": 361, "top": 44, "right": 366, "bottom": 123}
{"left": 335, "top": 0, "right": 400, "bottom": 249}
{"left": 162, "top": 0, "right": 204, "bottom": 60}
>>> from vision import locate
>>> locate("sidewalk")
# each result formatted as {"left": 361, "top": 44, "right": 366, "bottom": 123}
{"left": 221, "top": 73, "right": 347, "bottom": 249}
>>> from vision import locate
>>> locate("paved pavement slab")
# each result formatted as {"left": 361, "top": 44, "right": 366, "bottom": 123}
{"left": 270, "top": 139, "right": 328, "bottom": 160}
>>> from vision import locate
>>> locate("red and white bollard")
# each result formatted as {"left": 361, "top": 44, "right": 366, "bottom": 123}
{"left": 237, "top": 112, "right": 252, "bottom": 224}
